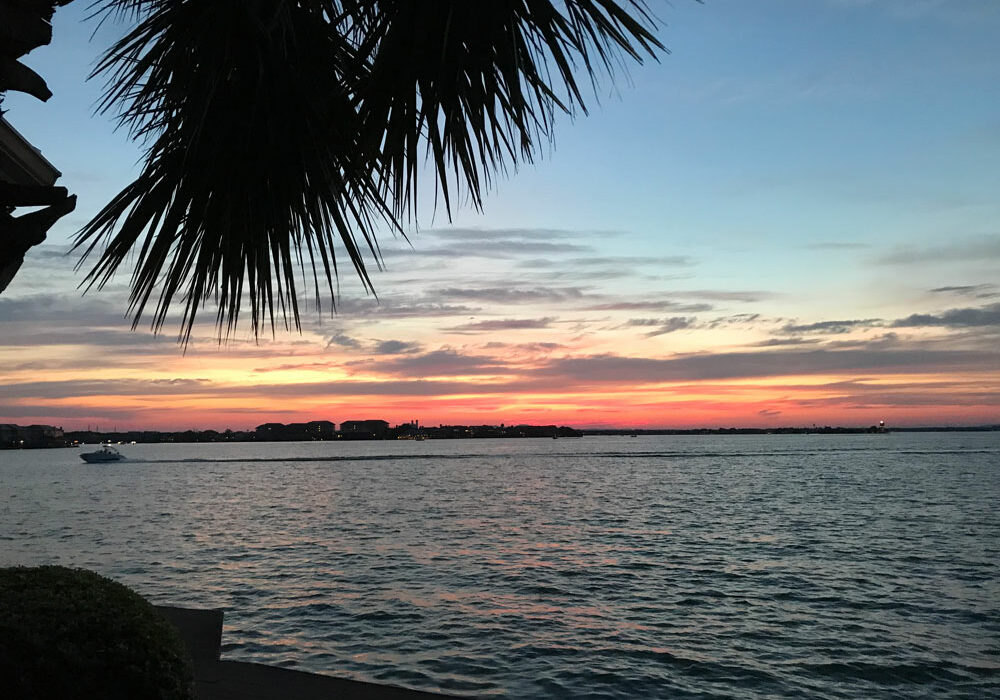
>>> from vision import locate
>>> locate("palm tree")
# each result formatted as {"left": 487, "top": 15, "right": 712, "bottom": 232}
{"left": 16, "top": 1, "right": 665, "bottom": 342}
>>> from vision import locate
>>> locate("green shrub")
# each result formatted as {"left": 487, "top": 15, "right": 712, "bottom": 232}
{"left": 0, "top": 566, "right": 193, "bottom": 699}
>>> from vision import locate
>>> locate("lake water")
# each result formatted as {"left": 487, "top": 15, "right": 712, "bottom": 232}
{"left": 1, "top": 433, "right": 998, "bottom": 698}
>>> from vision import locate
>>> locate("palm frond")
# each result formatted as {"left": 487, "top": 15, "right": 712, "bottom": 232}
{"left": 352, "top": 0, "right": 663, "bottom": 220}
{"left": 77, "top": 0, "right": 393, "bottom": 343}
{"left": 77, "top": 0, "right": 664, "bottom": 342}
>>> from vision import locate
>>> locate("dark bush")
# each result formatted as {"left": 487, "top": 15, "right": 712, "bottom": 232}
{"left": 0, "top": 566, "right": 193, "bottom": 699}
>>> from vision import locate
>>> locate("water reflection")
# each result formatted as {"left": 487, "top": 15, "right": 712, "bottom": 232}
{"left": 1, "top": 434, "right": 998, "bottom": 698}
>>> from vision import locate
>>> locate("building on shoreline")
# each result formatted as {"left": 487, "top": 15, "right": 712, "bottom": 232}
{"left": 254, "top": 421, "right": 336, "bottom": 441}
{"left": 339, "top": 420, "right": 390, "bottom": 439}
{"left": 0, "top": 423, "right": 65, "bottom": 448}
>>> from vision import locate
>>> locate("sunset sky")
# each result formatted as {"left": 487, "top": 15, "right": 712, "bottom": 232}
{"left": 2, "top": 0, "right": 998, "bottom": 431}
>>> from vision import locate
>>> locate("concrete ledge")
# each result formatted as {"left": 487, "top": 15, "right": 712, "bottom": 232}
{"left": 156, "top": 606, "right": 223, "bottom": 666}
{"left": 157, "top": 605, "right": 460, "bottom": 699}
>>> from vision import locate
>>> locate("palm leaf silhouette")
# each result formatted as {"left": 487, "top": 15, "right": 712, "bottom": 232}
{"left": 76, "top": 0, "right": 663, "bottom": 343}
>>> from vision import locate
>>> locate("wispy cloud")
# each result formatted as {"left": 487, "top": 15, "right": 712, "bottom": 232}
{"left": 877, "top": 235, "right": 1000, "bottom": 264}
{"left": 330, "top": 296, "right": 479, "bottom": 320}
{"left": 4, "top": 378, "right": 213, "bottom": 400}
{"left": 781, "top": 318, "right": 882, "bottom": 334}
{"left": 673, "top": 290, "right": 775, "bottom": 303}
{"left": 324, "top": 335, "right": 421, "bottom": 354}
{"left": 776, "top": 303, "right": 1000, "bottom": 339}
{"left": 826, "top": 332, "right": 905, "bottom": 350}
{"left": 354, "top": 349, "right": 511, "bottom": 377}
{"left": 929, "top": 284, "right": 998, "bottom": 299}
{"left": 892, "top": 303, "right": 1000, "bottom": 328}
{"left": 626, "top": 317, "right": 696, "bottom": 337}
{"left": 704, "top": 313, "right": 763, "bottom": 329}
{"left": 537, "top": 347, "right": 997, "bottom": 382}
{"left": 446, "top": 317, "right": 556, "bottom": 333}
{"left": 436, "top": 286, "right": 586, "bottom": 304}
{"left": 382, "top": 240, "right": 593, "bottom": 262}
{"left": 0, "top": 293, "right": 125, "bottom": 325}
{"left": 372, "top": 340, "right": 422, "bottom": 355}
{"left": 326, "top": 332, "right": 361, "bottom": 349}
{"left": 751, "top": 337, "right": 821, "bottom": 347}
{"left": 585, "top": 300, "right": 712, "bottom": 312}
{"left": 417, "top": 227, "right": 611, "bottom": 243}
{"left": 482, "top": 341, "right": 564, "bottom": 352}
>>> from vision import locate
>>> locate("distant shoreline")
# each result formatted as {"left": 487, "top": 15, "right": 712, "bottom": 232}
{"left": 2, "top": 422, "right": 998, "bottom": 449}
{"left": 582, "top": 425, "right": 1000, "bottom": 435}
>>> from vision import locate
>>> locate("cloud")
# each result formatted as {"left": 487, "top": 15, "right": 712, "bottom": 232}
{"left": 626, "top": 317, "right": 695, "bottom": 337}
{"left": 326, "top": 332, "right": 361, "bottom": 349}
{"left": 18, "top": 244, "right": 76, "bottom": 261}
{"left": 777, "top": 378, "right": 1000, "bottom": 409}
{"left": 518, "top": 254, "right": 694, "bottom": 270}
{"left": 586, "top": 290, "right": 769, "bottom": 314}
{"left": 774, "top": 303, "right": 1000, "bottom": 340}
{"left": 254, "top": 362, "right": 339, "bottom": 373}
{"left": 436, "top": 286, "right": 586, "bottom": 304}
{"left": 419, "top": 227, "right": 602, "bottom": 242}
{"left": 877, "top": 235, "right": 1000, "bottom": 264}
{"left": 780, "top": 318, "right": 882, "bottom": 334}
{"left": 751, "top": 337, "right": 821, "bottom": 347}
{"left": 537, "top": 348, "right": 997, "bottom": 383}
{"left": 482, "top": 341, "right": 564, "bottom": 352}
{"left": 446, "top": 317, "right": 556, "bottom": 332}
{"left": 788, "top": 386, "right": 1000, "bottom": 409}
{"left": 569, "top": 255, "right": 694, "bottom": 268}
{"left": 330, "top": 297, "right": 479, "bottom": 319}
{"left": 891, "top": 303, "right": 1000, "bottom": 328}
{"left": 0, "top": 326, "right": 178, "bottom": 350}
{"left": 247, "top": 378, "right": 536, "bottom": 397}
{"left": 376, "top": 247, "right": 471, "bottom": 260}
{"left": 929, "top": 284, "right": 998, "bottom": 299}
{"left": 704, "top": 313, "right": 762, "bottom": 329}
{"left": 672, "top": 290, "right": 775, "bottom": 303}
{"left": 3, "top": 374, "right": 534, "bottom": 402}
{"left": 826, "top": 332, "right": 903, "bottom": 350}
{"left": 382, "top": 239, "right": 593, "bottom": 262}
{"left": 356, "top": 349, "right": 510, "bottom": 377}
{"left": 585, "top": 300, "right": 712, "bottom": 312}
{"left": 315, "top": 335, "right": 422, "bottom": 355}
{"left": 0, "top": 293, "right": 124, "bottom": 325}
{"left": 647, "top": 318, "right": 695, "bottom": 337}
{"left": 625, "top": 319, "right": 668, "bottom": 327}
{"left": 372, "top": 339, "right": 422, "bottom": 354}
{"left": 0, "top": 405, "right": 153, "bottom": 421}
{"left": 4, "top": 378, "right": 213, "bottom": 400}
{"left": 377, "top": 227, "right": 606, "bottom": 266}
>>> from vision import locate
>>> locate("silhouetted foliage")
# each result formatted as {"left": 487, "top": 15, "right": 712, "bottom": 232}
{"left": 0, "top": 565, "right": 193, "bottom": 699}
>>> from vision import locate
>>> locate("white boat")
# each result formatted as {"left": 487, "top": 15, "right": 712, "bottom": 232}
{"left": 80, "top": 445, "right": 124, "bottom": 463}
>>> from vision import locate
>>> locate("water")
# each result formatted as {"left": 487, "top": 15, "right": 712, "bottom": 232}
{"left": 1, "top": 433, "right": 998, "bottom": 698}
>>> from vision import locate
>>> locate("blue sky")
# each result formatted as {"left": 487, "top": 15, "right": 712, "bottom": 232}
{"left": 1, "top": 0, "right": 998, "bottom": 429}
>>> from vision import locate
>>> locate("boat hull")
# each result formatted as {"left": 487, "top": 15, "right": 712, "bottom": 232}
{"left": 80, "top": 448, "right": 124, "bottom": 463}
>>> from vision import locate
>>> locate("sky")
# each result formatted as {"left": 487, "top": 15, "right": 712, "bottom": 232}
{"left": 2, "top": 0, "right": 998, "bottom": 431}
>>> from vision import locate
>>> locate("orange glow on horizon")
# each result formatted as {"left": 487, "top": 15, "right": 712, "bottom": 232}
{"left": 6, "top": 367, "right": 996, "bottom": 432}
